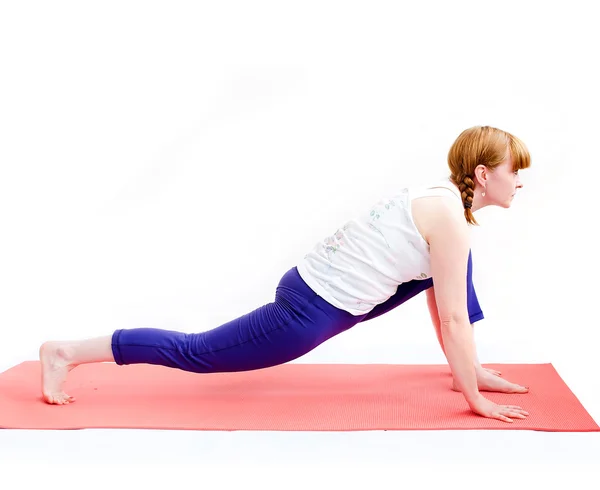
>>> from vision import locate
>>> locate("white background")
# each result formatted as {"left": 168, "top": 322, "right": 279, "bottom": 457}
{"left": 1, "top": 0, "right": 599, "bottom": 487}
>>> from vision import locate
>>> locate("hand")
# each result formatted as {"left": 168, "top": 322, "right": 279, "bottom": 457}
{"left": 453, "top": 368, "right": 528, "bottom": 394}
{"left": 476, "top": 367, "right": 528, "bottom": 394}
{"left": 481, "top": 367, "right": 502, "bottom": 377}
{"left": 469, "top": 395, "right": 529, "bottom": 423}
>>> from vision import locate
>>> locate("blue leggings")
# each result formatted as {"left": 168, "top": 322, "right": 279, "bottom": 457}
{"left": 111, "top": 251, "right": 484, "bottom": 373}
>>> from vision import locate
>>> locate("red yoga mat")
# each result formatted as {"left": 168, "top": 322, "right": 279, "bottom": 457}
{"left": 0, "top": 361, "right": 597, "bottom": 431}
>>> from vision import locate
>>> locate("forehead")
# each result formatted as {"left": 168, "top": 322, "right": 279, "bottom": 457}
{"left": 501, "top": 152, "right": 516, "bottom": 171}
{"left": 500, "top": 150, "right": 522, "bottom": 172}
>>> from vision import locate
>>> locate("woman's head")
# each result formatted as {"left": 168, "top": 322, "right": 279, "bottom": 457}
{"left": 448, "top": 126, "right": 531, "bottom": 225}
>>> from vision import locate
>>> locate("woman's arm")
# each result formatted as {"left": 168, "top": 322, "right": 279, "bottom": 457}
{"left": 413, "top": 197, "right": 529, "bottom": 421}
{"left": 417, "top": 199, "right": 528, "bottom": 421}
{"left": 426, "top": 287, "right": 483, "bottom": 370}
{"left": 426, "top": 286, "right": 446, "bottom": 356}
{"left": 425, "top": 208, "right": 480, "bottom": 406}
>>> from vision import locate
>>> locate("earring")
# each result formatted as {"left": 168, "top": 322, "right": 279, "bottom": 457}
{"left": 482, "top": 188, "right": 486, "bottom": 197}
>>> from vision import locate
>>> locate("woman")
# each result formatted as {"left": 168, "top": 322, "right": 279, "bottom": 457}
{"left": 39, "top": 125, "right": 531, "bottom": 424}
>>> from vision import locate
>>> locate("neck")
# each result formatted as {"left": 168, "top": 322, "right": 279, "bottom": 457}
{"left": 447, "top": 179, "right": 487, "bottom": 213}
{"left": 471, "top": 188, "right": 491, "bottom": 213}
{"left": 471, "top": 193, "right": 484, "bottom": 213}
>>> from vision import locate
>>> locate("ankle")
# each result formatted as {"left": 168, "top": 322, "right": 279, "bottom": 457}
{"left": 55, "top": 343, "right": 77, "bottom": 367}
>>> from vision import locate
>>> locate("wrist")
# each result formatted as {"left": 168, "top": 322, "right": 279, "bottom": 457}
{"left": 474, "top": 364, "right": 486, "bottom": 375}
{"left": 466, "top": 392, "right": 484, "bottom": 408}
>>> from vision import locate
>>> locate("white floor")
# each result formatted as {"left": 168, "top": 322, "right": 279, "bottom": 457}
{"left": 1, "top": 348, "right": 599, "bottom": 489}
{"left": 1, "top": 428, "right": 599, "bottom": 489}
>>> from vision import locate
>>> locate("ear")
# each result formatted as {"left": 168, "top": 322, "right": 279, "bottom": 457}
{"left": 473, "top": 164, "right": 488, "bottom": 188}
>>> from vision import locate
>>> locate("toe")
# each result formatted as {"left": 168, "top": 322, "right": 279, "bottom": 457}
{"left": 44, "top": 392, "right": 69, "bottom": 405}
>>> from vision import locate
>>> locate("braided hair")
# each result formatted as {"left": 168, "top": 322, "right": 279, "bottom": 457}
{"left": 448, "top": 173, "right": 476, "bottom": 223}
{"left": 459, "top": 175, "right": 475, "bottom": 220}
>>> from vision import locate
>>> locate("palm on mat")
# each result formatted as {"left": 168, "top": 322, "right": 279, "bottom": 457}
{"left": 452, "top": 367, "right": 530, "bottom": 394}
{"left": 483, "top": 367, "right": 502, "bottom": 376}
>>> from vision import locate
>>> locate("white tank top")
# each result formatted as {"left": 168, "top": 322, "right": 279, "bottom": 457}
{"left": 296, "top": 179, "right": 463, "bottom": 315}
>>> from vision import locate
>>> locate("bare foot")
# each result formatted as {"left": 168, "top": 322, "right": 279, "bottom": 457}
{"left": 452, "top": 372, "right": 529, "bottom": 394}
{"left": 39, "top": 341, "right": 76, "bottom": 404}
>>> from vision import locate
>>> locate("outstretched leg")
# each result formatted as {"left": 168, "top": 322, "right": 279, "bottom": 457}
{"left": 40, "top": 267, "right": 361, "bottom": 404}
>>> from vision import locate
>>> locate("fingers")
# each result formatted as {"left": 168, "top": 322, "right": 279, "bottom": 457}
{"left": 503, "top": 405, "right": 527, "bottom": 412}
{"left": 485, "top": 368, "right": 502, "bottom": 376}
{"left": 505, "top": 411, "right": 527, "bottom": 419}
{"left": 503, "top": 408, "right": 528, "bottom": 415}
{"left": 496, "top": 406, "right": 529, "bottom": 422}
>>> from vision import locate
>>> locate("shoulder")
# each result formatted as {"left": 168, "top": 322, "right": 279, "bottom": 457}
{"left": 411, "top": 193, "right": 468, "bottom": 246}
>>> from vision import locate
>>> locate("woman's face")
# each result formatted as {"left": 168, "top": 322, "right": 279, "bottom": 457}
{"left": 482, "top": 154, "right": 524, "bottom": 208}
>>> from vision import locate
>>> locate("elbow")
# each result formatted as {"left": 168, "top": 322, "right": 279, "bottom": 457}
{"left": 439, "top": 313, "right": 470, "bottom": 330}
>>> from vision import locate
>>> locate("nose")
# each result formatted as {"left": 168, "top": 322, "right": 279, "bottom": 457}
{"left": 516, "top": 174, "right": 523, "bottom": 188}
